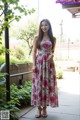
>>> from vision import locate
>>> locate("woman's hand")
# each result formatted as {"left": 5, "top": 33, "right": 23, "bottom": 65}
{"left": 47, "top": 54, "right": 53, "bottom": 63}
{"left": 32, "top": 65, "right": 37, "bottom": 73}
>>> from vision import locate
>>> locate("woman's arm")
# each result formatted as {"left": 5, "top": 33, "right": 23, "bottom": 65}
{"left": 51, "top": 37, "right": 56, "bottom": 54}
{"left": 47, "top": 38, "right": 56, "bottom": 62}
{"left": 32, "top": 36, "right": 38, "bottom": 68}
{"left": 50, "top": 37, "right": 56, "bottom": 58}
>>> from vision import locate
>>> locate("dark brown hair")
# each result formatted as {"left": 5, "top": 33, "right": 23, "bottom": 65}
{"left": 37, "top": 19, "right": 56, "bottom": 50}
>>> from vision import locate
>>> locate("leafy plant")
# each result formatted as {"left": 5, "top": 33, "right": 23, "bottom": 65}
{"left": 0, "top": 55, "right": 5, "bottom": 64}
{"left": 0, "top": 45, "right": 5, "bottom": 55}
{"left": 10, "top": 81, "right": 32, "bottom": 108}
{"left": 11, "top": 46, "right": 25, "bottom": 60}
{"left": 18, "top": 22, "right": 38, "bottom": 55}
{"left": 0, "top": 97, "right": 20, "bottom": 120}
{"left": 0, "top": 80, "right": 32, "bottom": 120}
{"left": 0, "top": 63, "right": 20, "bottom": 120}
{"left": 57, "top": 70, "right": 63, "bottom": 79}
{"left": 0, "top": 0, "right": 35, "bottom": 53}
{"left": 0, "top": 63, "right": 6, "bottom": 83}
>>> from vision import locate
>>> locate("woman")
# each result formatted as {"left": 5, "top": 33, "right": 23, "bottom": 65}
{"left": 31, "top": 19, "right": 58, "bottom": 118}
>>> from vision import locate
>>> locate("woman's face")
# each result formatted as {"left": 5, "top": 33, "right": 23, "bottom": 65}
{"left": 41, "top": 21, "right": 49, "bottom": 33}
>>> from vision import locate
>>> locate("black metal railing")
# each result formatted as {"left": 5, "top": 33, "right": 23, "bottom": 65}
{"left": 10, "top": 71, "right": 32, "bottom": 85}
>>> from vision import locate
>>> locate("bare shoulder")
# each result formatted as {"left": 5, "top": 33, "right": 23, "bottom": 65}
{"left": 34, "top": 36, "right": 38, "bottom": 43}
{"left": 53, "top": 36, "right": 56, "bottom": 40}
{"left": 34, "top": 36, "right": 38, "bottom": 40}
{"left": 53, "top": 36, "right": 56, "bottom": 43}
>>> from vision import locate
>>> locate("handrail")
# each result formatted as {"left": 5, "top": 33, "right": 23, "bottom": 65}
{"left": 0, "top": 71, "right": 32, "bottom": 85}
{"left": 10, "top": 71, "right": 33, "bottom": 85}
{"left": 10, "top": 71, "right": 32, "bottom": 77}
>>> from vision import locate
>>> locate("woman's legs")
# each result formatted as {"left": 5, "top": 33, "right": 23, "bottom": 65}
{"left": 35, "top": 106, "right": 42, "bottom": 118}
{"left": 42, "top": 106, "right": 47, "bottom": 117}
{"left": 35, "top": 106, "right": 48, "bottom": 118}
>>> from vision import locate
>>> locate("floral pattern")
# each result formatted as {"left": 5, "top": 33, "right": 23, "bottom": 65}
{"left": 31, "top": 40, "right": 58, "bottom": 107}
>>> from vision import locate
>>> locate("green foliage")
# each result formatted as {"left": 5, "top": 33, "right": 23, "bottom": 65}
{"left": 0, "top": 63, "right": 20, "bottom": 120}
{"left": 0, "top": 63, "right": 20, "bottom": 119}
{"left": 11, "top": 46, "right": 25, "bottom": 60}
{"left": 0, "top": 94, "right": 20, "bottom": 120}
{"left": 11, "top": 81, "right": 32, "bottom": 107}
{"left": 57, "top": 70, "right": 63, "bottom": 79}
{"left": 0, "top": 55, "right": 20, "bottom": 64}
{"left": 0, "top": 45, "right": 5, "bottom": 55}
{"left": 18, "top": 22, "right": 38, "bottom": 55}
{"left": 0, "top": 78, "right": 32, "bottom": 119}
{"left": 0, "top": 55, "right": 32, "bottom": 64}
{"left": 0, "top": 0, "right": 35, "bottom": 52}
{"left": 10, "top": 56, "right": 32, "bottom": 64}
{"left": 21, "top": 56, "right": 32, "bottom": 63}
{"left": 0, "top": 63, "right": 6, "bottom": 83}
{"left": 0, "top": 55, "right": 5, "bottom": 64}
{"left": 10, "top": 56, "right": 20, "bottom": 64}
{"left": 0, "top": 63, "right": 5, "bottom": 72}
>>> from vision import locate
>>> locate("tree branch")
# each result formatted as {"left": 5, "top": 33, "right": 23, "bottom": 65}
{"left": 0, "top": 11, "right": 4, "bottom": 17}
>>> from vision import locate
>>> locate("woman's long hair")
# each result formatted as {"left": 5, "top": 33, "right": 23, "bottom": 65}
{"left": 37, "top": 19, "right": 56, "bottom": 50}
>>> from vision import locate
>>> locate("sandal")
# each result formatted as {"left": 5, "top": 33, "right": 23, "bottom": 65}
{"left": 35, "top": 107, "right": 42, "bottom": 118}
{"left": 42, "top": 106, "right": 47, "bottom": 118}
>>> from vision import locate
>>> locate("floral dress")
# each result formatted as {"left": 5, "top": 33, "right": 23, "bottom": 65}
{"left": 31, "top": 40, "right": 58, "bottom": 107}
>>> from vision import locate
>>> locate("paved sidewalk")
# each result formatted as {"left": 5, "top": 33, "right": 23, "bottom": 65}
{"left": 18, "top": 71, "right": 80, "bottom": 120}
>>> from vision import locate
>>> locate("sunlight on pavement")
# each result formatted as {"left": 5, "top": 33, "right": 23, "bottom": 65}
{"left": 58, "top": 72, "right": 80, "bottom": 95}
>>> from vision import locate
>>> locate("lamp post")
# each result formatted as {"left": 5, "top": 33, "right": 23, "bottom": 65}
{"left": 59, "top": 20, "right": 63, "bottom": 42}
{"left": 68, "top": 38, "right": 70, "bottom": 59}
{"left": 59, "top": 20, "right": 63, "bottom": 60}
{"left": 4, "top": 3, "right": 10, "bottom": 101}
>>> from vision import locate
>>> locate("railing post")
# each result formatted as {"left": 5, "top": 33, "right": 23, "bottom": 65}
{"left": 4, "top": 3, "right": 10, "bottom": 101}
{"left": 19, "top": 74, "right": 23, "bottom": 85}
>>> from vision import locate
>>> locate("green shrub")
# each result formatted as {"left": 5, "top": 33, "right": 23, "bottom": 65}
{"left": 57, "top": 70, "right": 63, "bottom": 79}
{"left": 10, "top": 56, "right": 20, "bottom": 64}
{"left": 10, "top": 81, "right": 32, "bottom": 108}
{"left": 0, "top": 79, "right": 32, "bottom": 119}
{"left": 0, "top": 45, "right": 5, "bottom": 55}
{"left": 0, "top": 83, "right": 20, "bottom": 120}
{"left": 12, "top": 47, "right": 25, "bottom": 60}
{"left": 0, "top": 55, "right": 5, "bottom": 64}
{"left": 0, "top": 55, "right": 32, "bottom": 64}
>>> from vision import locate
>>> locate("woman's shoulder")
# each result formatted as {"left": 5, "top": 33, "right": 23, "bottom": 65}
{"left": 53, "top": 36, "right": 56, "bottom": 42}
{"left": 33, "top": 36, "right": 38, "bottom": 45}
{"left": 34, "top": 36, "right": 38, "bottom": 40}
{"left": 34, "top": 36, "right": 38, "bottom": 42}
{"left": 53, "top": 36, "right": 56, "bottom": 40}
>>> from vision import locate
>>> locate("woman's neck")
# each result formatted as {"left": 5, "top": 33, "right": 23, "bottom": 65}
{"left": 43, "top": 34, "right": 49, "bottom": 40}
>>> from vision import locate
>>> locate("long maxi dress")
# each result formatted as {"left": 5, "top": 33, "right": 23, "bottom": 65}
{"left": 31, "top": 39, "right": 58, "bottom": 107}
